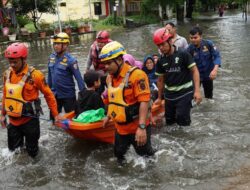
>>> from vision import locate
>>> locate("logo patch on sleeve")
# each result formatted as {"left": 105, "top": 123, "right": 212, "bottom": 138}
{"left": 62, "top": 58, "right": 68, "bottom": 63}
{"left": 138, "top": 79, "right": 147, "bottom": 91}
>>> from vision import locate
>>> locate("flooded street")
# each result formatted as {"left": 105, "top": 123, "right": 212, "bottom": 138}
{"left": 0, "top": 11, "right": 250, "bottom": 190}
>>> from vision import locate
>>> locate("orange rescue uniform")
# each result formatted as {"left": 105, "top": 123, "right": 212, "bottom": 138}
{"left": 103, "top": 63, "right": 150, "bottom": 135}
{"left": 2, "top": 64, "right": 58, "bottom": 126}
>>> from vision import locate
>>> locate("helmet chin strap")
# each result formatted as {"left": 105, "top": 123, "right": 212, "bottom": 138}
{"left": 16, "top": 58, "right": 26, "bottom": 74}
{"left": 114, "top": 58, "right": 123, "bottom": 77}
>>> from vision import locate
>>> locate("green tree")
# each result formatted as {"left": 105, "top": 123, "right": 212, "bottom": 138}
{"left": 12, "top": 0, "right": 56, "bottom": 29}
{"left": 199, "top": 0, "right": 218, "bottom": 11}
{"left": 186, "top": 0, "right": 195, "bottom": 18}
{"left": 142, "top": 0, "right": 249, "bottom": 20}
{"left": 141, "top": 0, "right": 186, "bottom": 21}
{"left": 199, "top": 0, "right": 249, "bottom": 11}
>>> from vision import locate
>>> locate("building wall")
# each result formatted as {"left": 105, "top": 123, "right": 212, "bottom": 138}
{"left": 126, "top": 0, "right": 142, "bottom": 13}
{"left": 40, "top": 0, "right": 108, "bottom": 23}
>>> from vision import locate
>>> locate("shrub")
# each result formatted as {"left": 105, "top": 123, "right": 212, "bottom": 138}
{"left": 25, "top": 23, "right": 36, "bottom": 33}
{"left": 101, "top": 15, "right": 123, "bottom": 26}
{"left": 17, "top": 15, "right": 31, "bottom": 27}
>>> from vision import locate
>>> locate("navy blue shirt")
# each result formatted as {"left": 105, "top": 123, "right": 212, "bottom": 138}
{"left": 156, "top": 47, "right": 196, "bottom": 99}
{"left": 187, "top": 39, "right": 221, "bottom": 81}
{"left": 48, "top": 52, "right": 85, "bottom": 99}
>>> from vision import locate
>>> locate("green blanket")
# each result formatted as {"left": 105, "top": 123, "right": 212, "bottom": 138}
{"left": 73, "top": 108, "right": 105, "bottom": 123}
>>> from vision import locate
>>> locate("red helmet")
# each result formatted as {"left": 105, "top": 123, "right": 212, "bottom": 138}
{"left": 153, "top": 28, "right": 173, "bottom": 45}
{"left": 96, "top": 30, "right": 110, "bottom": 43}
{"left": 5, "top": 42, "right": 28, "bottom": 59}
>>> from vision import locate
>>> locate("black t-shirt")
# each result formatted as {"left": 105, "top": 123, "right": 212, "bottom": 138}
{"left": 75, "top": 89, "right": 105, "bottom": 117}
{"left": 156, "top": 47, "right": 195, "bottom": 99}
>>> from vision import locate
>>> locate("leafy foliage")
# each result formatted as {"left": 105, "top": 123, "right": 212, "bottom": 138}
{"left": 141, "top": 0, "right": 185, "bottom": 18}
{"left": 101, "top": 15, "right": 123, "bottom": 26}
{"left": 12, "top": 0, "right": 56, "bottom": 14}
{"left": 16, "top": 15, "right": 31, "bottom": 27}
{"left": 12, "top": 0, "right": 56, "bottom": 30}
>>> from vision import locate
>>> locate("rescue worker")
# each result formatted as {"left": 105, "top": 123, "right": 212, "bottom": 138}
{"left": 153, "top": 28, "right": 202, "bottom": 126}
{"left": 100, "top": 41, "right": 155, "bottom": 165}
{"left": 187, "top": 26, "right": 221, "bottom": 99}
{"left": 48, "top": 32, "right": 85, "bottom": 116}
{"left": 0, "top": 42, "right": 61, "bottom": 157}
{"left": 86, "top": 30, "right": 112, "bottom": 72}
{"left": 86, "top": 30, "right": 112, "bottom": 95}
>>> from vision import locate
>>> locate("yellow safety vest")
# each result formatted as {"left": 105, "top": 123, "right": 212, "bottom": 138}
{"left": 107, "top": 67, "right": 138, "bottom": 123}
{"left": 4, "top": 67, "right": 35, "bottom": 117}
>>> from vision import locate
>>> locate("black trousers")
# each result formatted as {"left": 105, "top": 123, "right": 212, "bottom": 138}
{"left": 7, "top": 118, "right": 40, "bottom": 157}
{"left": 114, "top": 126, "right": 155, "bottom": 162}
{"left": 165, "top": 93, "right": 193, "bottom": 126}
{"left": 56, "top": 97, "right": 76, "bottom": 113}
{"left": 201, "top": 79, "right": 213, "bottom": 99}
{"left": 50, "top": 97, "right": 76, "bottom": 121}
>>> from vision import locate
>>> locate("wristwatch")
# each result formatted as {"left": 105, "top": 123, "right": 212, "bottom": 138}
{"left": 139, "top": 124, "right": 146, "bottom": 129}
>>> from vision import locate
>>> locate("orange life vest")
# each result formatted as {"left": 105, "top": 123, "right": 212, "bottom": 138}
{"left": 91, "top": 42, "right": 106, "bottom": 71}
{"left": 4, "top": 67, "right": 35, "bottom": 117}
{"left": 107, "top": 67, "right": 139, "bottom": 124}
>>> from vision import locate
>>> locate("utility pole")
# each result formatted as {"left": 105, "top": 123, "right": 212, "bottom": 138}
{"left": 122, "top": 0, "right": 126, "bottom": 25}
{"left": 56, "top": 0, "right": 62, "bottom": 32}
{"left": 246, "top": 1, "right": 248, "bottom": 21}
{"left": 114, "top": 6, "right": 117, "bottom": 25}
{"left": 88, "top": 0, "right": 93, "bottom": 30}
{"left": 114, "top": 0, "right": 119, "bottom": 25}
{"left": 34, "top": 0, "right": 38, "bottom": 27}
{"left": 88, "top": 0, "right": 92, "bottom": 18}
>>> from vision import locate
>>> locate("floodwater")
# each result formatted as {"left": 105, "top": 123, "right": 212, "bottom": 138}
{"left": 0, "top": 11, "right": 250, "bottom": 190}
